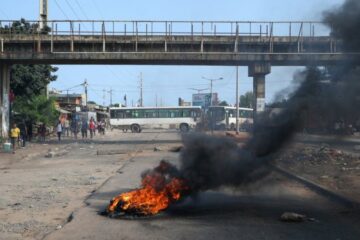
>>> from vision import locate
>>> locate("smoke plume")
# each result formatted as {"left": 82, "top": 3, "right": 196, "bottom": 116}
{"left": 141, "top": 0, "right": 360, "bottom": 196}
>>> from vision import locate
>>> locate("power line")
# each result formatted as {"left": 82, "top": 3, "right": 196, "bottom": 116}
{"left": 64, "top": 0, "right": 82, "bottom": 21}
{"left": 0, "top": 7, "right": 10, "bottom": 19}
{"left": 74, "top": 0, "right": 90, "bottom": 20}
{"left": 90, "top": 0, "right": 105, "bottom": 19}
{"left": 54, "top": 0, "right": 70, "bottom": 20}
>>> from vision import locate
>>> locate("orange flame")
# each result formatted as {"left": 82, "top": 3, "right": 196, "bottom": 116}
{"left": 107, "top": 174, "right": 188, "bottom": 216}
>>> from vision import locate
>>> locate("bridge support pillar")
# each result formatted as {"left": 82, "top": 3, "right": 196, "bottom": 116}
{"left": 0, "top": 64, "right": 10, "bottom": 139}
{"left": 248, "top": 63, "right": 271, "bottom": 120}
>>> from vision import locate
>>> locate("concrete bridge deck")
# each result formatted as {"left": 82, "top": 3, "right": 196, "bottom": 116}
{"left": 0, "top": 20, "right": 356, "bottom": 66}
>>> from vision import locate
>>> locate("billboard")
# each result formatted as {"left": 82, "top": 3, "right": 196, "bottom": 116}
{"left": 192, "top": 93, "right": 218, "bottom": 108}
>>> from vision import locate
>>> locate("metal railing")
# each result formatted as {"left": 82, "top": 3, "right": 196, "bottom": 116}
{"left": 0, "top": 20, "right": 329, "bottom": 38}
{"left": 0, "top": 20, "right": 339, "bottom": 55}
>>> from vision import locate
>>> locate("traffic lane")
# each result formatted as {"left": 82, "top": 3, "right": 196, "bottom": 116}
{"left": 45, "top": 151, "right": 360, "bottom": 240}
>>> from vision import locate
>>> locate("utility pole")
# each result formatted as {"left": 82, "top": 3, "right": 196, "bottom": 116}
{"left": 39, "top": 0, "right": 48, "bottom": 31}
{"left": 139, "top": 72, "right": 143, "bottom": 107}
{"left": 202, "top": 76, "right": 223, "bottom": 106}
{"left": 236, "top": 66, "right": 239, "bottom": 134}
{"left": 81, "top": 79, "right": 88, "bottom": 107}
{"left": 155, "top": 94, "right": 158, "bottom": 107}
{"left": 102, "top": 89, "right": 106, "bottom": 106}
{"left": 108, "top": 88, "right": 113, "bottom": 106}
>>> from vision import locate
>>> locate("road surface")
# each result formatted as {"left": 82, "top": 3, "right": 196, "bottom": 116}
{"left": 42, "top": 130, "right": 360, "bottom": 240}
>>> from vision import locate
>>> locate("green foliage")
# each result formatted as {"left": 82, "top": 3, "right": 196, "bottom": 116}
{"left": 11, "top": 64, "right": 58, "bottom": 98}
{"left": 0, "top": 19, "right": 58, "bottom": 98}
{"left": 218, "top": 101, "right": 229, "bottom": 106}
{"left": 0, "top": 18, "right": 50, "bottom": 34}
{"left": 12, "top": 96, "right": 58, "bottom": 125}
{"left": 240, "top": 91, "right": 254, "bottom": 108}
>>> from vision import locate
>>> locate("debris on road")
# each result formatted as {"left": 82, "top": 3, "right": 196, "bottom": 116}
{"left": 169, "top": 145, "right": 183, "bottom": 152}
{"left": 153, "top": 146, "right": 162, "bottom": 151}
{"left": 45, "top": 149, "right": 68, "bottom": 158}
{"left": 280, "top": 212, "right": 307, "bottom": 222}
{"left": 96, "top": 149, "right": 127, "bottom": 155}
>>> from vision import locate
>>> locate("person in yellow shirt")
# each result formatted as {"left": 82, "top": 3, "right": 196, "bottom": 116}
{"left": 10, "top": 123, "right": 20, "bottom": 153}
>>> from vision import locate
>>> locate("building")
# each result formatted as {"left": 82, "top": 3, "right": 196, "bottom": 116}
{"left": 49, "top": 92, "right": 86, "bottom": 112}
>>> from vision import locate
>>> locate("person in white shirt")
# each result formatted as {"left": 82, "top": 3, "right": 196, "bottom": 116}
{"left": 56, "top": 121, "right": 63, "bottom": 142}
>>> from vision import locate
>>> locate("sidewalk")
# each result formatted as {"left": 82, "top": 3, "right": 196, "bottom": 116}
{"left": 0, "top": 137, "right": 70, "bottom": 167}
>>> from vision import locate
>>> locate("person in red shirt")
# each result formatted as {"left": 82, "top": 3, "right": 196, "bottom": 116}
{"left": 89, "top": 119, "right": 96, "bottom": 139}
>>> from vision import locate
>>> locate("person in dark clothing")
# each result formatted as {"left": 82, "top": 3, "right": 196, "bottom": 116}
{"left": 18, "top": 122, "right": 27, "bottom": 147}
{"left": 81, "top": 120, "right": 88, "bottom": 139}
{"left": 27, "top": 121, "right": 33, "bottom": 142}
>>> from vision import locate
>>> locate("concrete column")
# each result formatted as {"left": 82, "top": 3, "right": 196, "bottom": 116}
{"left": 0, "top": 64, "right": 10, "bottom": 139}
{"left": 248, "top": 63, "right": 271, "bottom": 115}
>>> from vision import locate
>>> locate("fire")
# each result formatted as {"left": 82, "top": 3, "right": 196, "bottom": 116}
{"left": 107, "top": 172, "right": 188, "bottom": 216}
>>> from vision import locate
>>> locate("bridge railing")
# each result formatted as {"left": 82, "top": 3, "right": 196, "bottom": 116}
{"left": 0, "top": 20, "right": 330, "bottom": 38}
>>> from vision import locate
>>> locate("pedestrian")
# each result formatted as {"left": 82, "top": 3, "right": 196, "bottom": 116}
{"left": 10, "top": 123, "right": 20, "bottom": 153}
{"left": 100, "top": 119, "right": 106, "bottom": 135}
{"left": 81, "top": 119, "right": 88, "bottom": 139}
{"left": 56, "top": 120, "right": 63, "bottom": 142}
{"left": 39, "top": 123, "right": 46, "bottom": 142}
{"left": 18, "top": 121, "right": 28, "bottom": 148}
{"left": 89, "top": 119, "right": 96, "bottom": 139}
{"left": 64, "top": 118, "right": 70, "bottom": 137}
{"left": 27, "top": 121, "right": 33, "bottom": 142}
{"left": 71, "top": 118, "right": 78, "bottom": 139}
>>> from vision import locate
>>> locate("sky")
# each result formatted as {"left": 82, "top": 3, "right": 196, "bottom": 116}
{"left": 0, "top": 0, "right": 345, "bottom": 107}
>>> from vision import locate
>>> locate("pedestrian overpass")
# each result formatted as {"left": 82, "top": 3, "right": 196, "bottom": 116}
{"left": 0, "top": 20, "right": 358, "bottom": 137}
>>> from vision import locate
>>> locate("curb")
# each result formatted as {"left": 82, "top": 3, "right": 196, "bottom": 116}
{"left": 271, "top": 165, "right": 360, "bottom": 210}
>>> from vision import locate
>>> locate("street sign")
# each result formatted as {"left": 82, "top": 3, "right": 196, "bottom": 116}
{"left": 192, "top": 93, "right": 218, "bottom": 108}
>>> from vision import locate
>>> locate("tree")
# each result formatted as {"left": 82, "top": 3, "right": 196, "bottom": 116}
{"left": 12, "top": 96, "right": 58, "bottom": 125}
{"left": 11, "top": 64, "right": 58, "bottom": 98}
{"left": 1, "top": 19, "right": 57, "bottom": 98}
{"left": 2, "top": 19, "right": 59, "bottom": 125}
{"left": 218, "top": 101, "right": 229, "bottom": 106}
{"left": 240, "top": 91, "right": 254, "bottom": 108}
{"left": 0, "top": 18, "right": 50, "bottom": 34}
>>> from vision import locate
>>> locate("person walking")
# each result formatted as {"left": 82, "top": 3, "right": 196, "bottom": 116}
{"left": 64, "top": 118, "right": 70, "bottom": 137}
{"left": 56, "top": 121, "right": 63, "bottom": 142}
{"left": 27, "top": 121, "right": 33, "bottom": 142}
{"left": 89, "top": 119, "right": 96, "bottom": 139}
{"left": 39, "top": 123, "right": 46, "bottom": 142}
{"left": 10, "top": 123, "right": 20, "bottom": 153}
{"left": 81, "top": 119, "right": 88, "bottom": 139}
{"left": 19, "top": 121, "right": 27, "bottom": 148}
{"left": 71, "top": 118, "right": 79, "bottom": 139}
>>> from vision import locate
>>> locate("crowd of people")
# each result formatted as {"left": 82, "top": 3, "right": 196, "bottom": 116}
{"left": 55, "top": 117, "right": 107, "bottom": 141}
{"left": 8, "top": 117, "right": 107, "bottom": 153}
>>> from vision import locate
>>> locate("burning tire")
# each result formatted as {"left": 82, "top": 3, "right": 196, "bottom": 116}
{"left": 131, "top": 124, "right": 141, "bottom": 133}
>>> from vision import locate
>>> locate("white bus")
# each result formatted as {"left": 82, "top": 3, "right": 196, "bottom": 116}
{"left": 207, "top": 106, "right": 253, "bottom": 131}
{"left": 109, "top": 106, "right": 202, "bottom": 133}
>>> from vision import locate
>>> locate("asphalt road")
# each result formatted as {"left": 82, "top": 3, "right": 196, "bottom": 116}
{"left": 44, "top": 130, "right": 360, "bottom": 240}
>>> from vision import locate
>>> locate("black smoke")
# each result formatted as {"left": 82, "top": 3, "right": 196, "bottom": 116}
{"left": 140, "top": 0, "right": 360, "bottom": 196}
{"left": 324, "top": 0, "right": 360, "bottom": 52}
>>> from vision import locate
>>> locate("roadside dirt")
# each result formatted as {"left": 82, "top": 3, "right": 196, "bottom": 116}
{"left": 276, "top": 141, "right": 360, "bottom": 203}
{"left": 0, "top": 132, "right": 142, "bottom": 240}
{"left": 220, "top": 131, "right": 360, "bottom": 203}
